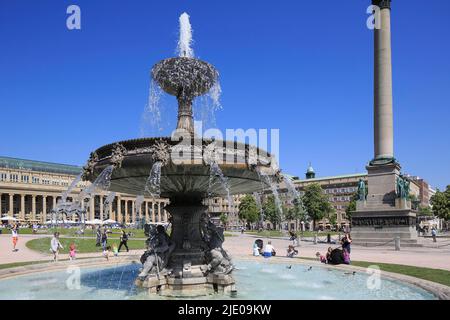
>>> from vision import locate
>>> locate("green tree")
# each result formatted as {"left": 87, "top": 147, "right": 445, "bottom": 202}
{"left": 430, "top": 186, "right": 450, "bottom": 220}
{"left": 262, "top": 195, "right": 282, "bottom": 229}
{"left": 285, "top": 198, "right": 306, "bottom": 229}
{"left": 345, "top": 193, "right": 358, "bottom": 220}
{"left": 238, "top": 195, "right": 259, "bottom": 226}
{"left": 219, "top": 213, "right": 228, "bottom": 228}
{"left": 302, "top": 183, "right": 334, "bottom": 230}
{"left": 418, "top": 206, "right": 433, "bottom": 216}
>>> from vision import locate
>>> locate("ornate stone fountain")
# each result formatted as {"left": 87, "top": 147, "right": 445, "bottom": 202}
{"left": 81, "top": 13, "right": 280, "bottom": 296}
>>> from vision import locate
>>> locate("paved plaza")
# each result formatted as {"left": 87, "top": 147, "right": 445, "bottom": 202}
{"left": 2, "top": 233, "right": 449, "bottom": 271}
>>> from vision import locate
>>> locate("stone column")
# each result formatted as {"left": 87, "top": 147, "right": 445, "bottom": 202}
{"left": 108, "top": 202, "right": 113, "bottom": 220}
{"left": 53, "top": 197, "right": 57, "bottom": 211}
{"left": 20, "top": 194, "right": 25, "bottom": 220}
{"left": 42, "top": 195, "right": 47, "bottom": 223}
{"left": 125, "top": 200, "right": 129, "bottom": 224}
{"left": 31, "top": 195, "right": 36, "bottom": 221}
{"left": 145, "top": 201, "right": 149, "bottom": 223}
{"left": 117, "top": 196, "right": 122, "bottom": 223}
{"left": 158, "top": 202, "right": 161, "bottom": 222}
{"left": 0, "top": 193, "right": 2, "bottom": 216}
{"left": 90, "top": 197, "right": 95, "bottom": 220}
{"left": 373, "top": 0, "right": 393, "bottom": 160}
{"left": 99, "top": 196, "right": 104, "bottom": 220}
{"left": 9, "top": 193, "right": 13, "bottom": 216}
{"left": 131, "top": 200, "right": 135, "bottom": 224}
{"left": 151, "top": 202, "right": 155, "bottom": 222}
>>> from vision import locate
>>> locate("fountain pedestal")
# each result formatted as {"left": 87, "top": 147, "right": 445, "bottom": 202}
{"left": 136, "top": 202, "right": 235, "bottom": 296}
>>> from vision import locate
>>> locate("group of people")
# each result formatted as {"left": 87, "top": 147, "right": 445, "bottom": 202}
{"left": 253, "top": 240, "right": 277, "bottom": 257}
{"left": 316, "top": 233, "right": 352, "bottom": 265}
{"left": 47, "top": 228, "right": 132, "bottom": 262}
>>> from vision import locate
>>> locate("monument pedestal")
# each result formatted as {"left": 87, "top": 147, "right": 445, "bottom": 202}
{"left": 351, "top": 161, "right": 420, "bottom": 247}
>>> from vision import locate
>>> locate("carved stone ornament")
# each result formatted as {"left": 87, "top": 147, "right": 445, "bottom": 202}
{"left": 110, "top": 143, "right": 127, "bottom": 169}
{"left": 82, "top": 152, "right": 98, "bottom": 180}
{"left": 150, "top": 140, "right": 171, "bottom": 166}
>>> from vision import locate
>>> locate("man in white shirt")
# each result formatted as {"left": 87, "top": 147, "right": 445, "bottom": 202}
{"left": 264, "top": 241, "right": 275, "bottom": 258}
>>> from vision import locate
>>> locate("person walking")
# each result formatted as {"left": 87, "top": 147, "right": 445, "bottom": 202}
{"left": 118, "top": 229, "right": 129, "bottom": 252}
{"left": 101, "top": 229, "right": 108, "bottom": 251}
{"left": 11, "top": 223, "right": 19, "bottom": 252}
{"left": 431, "top": 228, "right": 437, "bottom": 243}
{"left": 95, "top": 227, "right": 101, "bottom": 247}
{"left": 51, "top": 232, "right": 63, "bottom": 262}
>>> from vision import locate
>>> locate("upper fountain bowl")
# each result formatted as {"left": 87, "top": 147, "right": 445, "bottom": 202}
{"left": 152, "top": 57, "right": 218, "bottom": 98}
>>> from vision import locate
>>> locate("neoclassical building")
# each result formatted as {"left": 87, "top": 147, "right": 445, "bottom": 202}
{"left": 0, "top": 156, "right": 169, "bottom": 224}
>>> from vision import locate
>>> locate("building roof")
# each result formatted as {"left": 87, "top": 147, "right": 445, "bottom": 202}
{"left": 0, "top": 156, "right": 82, "bottom": 176}
{"left": 294, "top": 172, "right": 367, "bottom": 183}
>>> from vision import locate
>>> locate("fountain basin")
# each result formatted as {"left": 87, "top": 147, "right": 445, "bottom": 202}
{"left": 84, "top": 137, "right": 276, "bottom": 199}
{"left": 0, "top": 258, "right": 441, "bottom": 300}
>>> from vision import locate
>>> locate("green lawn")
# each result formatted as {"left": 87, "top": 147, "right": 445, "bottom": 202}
{"left": 26, "top": 237, "right": 147, "bottom": 254}
{"left": 350, "top": 261, "right": 450, "bottom": 287}
{"left": 7, "top": 227, "right": 147, "bottom": 238}
{"left": 299, "top": 257, "right": 450, "bottom": 287}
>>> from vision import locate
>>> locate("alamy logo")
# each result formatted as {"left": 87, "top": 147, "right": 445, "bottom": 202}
{"left": 67, "top": 5, "right": 81, "bottom": 30}
{"left": 366, "top": 5, "right": 381, "bottom": 30}
{"left": 366, "top": 265, "right": 381, "bottom": 290}
{"left": 66, "top": 265, "right": 81, "bottom": 290}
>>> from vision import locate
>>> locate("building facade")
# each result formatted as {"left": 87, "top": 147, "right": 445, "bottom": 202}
{"left": 0, "top": 156, "right": 169, "bottom": 224}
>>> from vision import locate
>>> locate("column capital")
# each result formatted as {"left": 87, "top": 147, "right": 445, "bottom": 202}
{"left": 372, "top": 0, "right": 391, "bottom": 10}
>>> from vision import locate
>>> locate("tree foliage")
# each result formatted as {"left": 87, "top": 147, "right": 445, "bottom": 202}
{"left": 238, "top": 195, "right": 259, "bottom": 224}
{"left": 430, "top": 186, "right": 450, "bottom": 220}
{"left": 219, "top": 213, "right": 228, "bottom": 226}
{"left": 262, "top": 195, "right": 282, "bottom": 228}
{"left": 345, "top": 193, "right": 358, "bottom": 220}
{"left": 302, "top": 183, "right": 334, "bottom": 229}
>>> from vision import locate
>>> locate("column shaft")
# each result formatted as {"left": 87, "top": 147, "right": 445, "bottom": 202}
{"left": 374, "top": 6, "right": 394, "bottom": 159}
{"left": 9, "top": 194, "right": 13, "bottom": 216}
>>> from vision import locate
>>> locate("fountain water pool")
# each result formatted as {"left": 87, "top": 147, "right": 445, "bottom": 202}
{"left": 0, "top": 260, "right": 436, "bottom": 300}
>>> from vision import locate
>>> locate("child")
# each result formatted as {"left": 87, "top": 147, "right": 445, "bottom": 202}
{"left": 316, "top": 251, "right": 327, "bottom": 264}
{"left": 112, "top": 243, "right": 119, "bottom": 257}
{"left": 252, "top": 242, "right": 260, "bottom": 256}
{"left": 11, "top": 224, "right": 19, "bottom": 252}
{"left": 69, "top": 242, "right": 77, "bottom": 260}
{"left": 103, "top": 246, "right": 111, "bottom": 261}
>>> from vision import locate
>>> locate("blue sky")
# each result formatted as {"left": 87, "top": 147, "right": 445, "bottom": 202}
{"left": 0, "top": 0, "right": 449, "bottom": 189}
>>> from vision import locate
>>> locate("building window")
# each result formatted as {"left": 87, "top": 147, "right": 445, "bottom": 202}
{"left": 10, "top": 174, "right": 18, "bottom": 182}
{"left": 0, "top": 173, "right": 7, "bottom": 181}
{"left": 21, "top": 175, "right": 29, "bottom": 183}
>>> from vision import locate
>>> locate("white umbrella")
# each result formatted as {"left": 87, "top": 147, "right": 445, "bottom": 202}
{"left": 85, "top": 219, "right": 103, "bottom": 225}
{"left": 102, "top": 219, "right": 117, "bottom": 224}
{"left": 45, "top": 220, "right": 65, "bottom": 224}
{"left": 1, "top": 216, "right": 17, "bottom": 221}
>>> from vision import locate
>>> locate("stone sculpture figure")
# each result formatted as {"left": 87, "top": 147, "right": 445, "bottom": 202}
{"left": 138, "top": 225, "right": 175, "bottom": 279}
{"left": 202, "top": 220, "right": 233, "bottom": 274}
{"left": 357, "top": 179, "right": 366, "bottom": 201}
